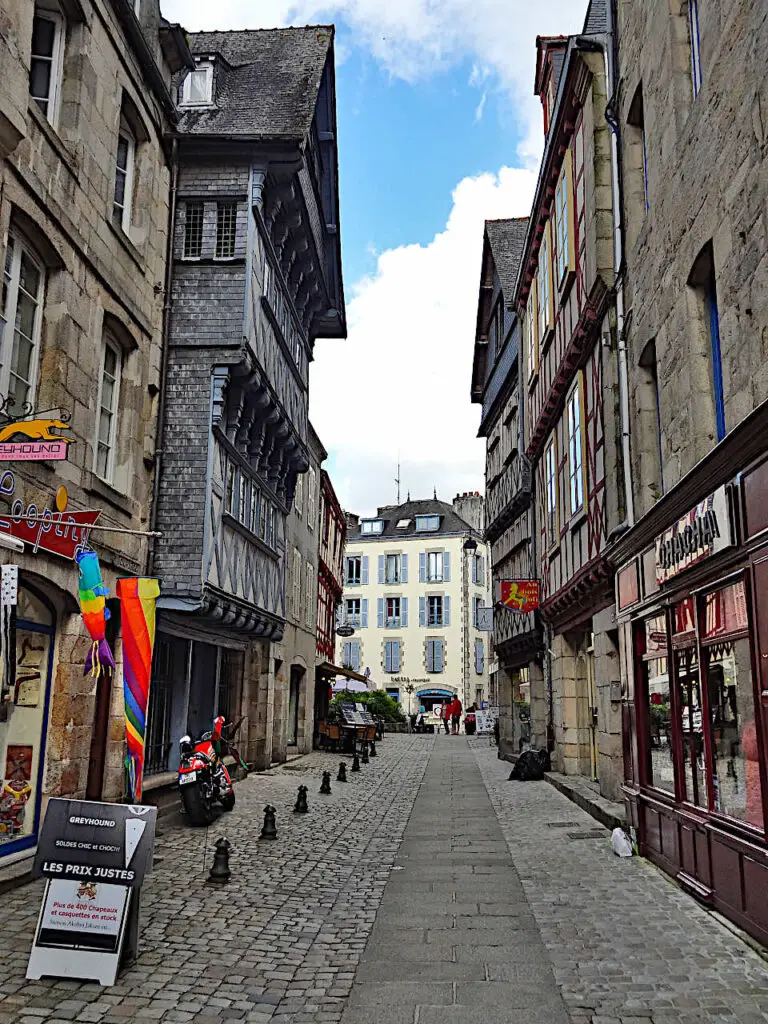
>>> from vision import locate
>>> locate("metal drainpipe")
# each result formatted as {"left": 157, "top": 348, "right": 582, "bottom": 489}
{"left": 147, "top": 136, "right": 179, "bottom": 575}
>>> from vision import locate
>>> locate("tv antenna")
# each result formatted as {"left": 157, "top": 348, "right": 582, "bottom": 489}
{"left": 395, "top": 458, "right": 401, "bottom": 505}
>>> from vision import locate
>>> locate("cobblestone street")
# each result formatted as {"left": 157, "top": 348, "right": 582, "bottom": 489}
{"left": 0, "top": 736, "right": 766, "bottom": 1024}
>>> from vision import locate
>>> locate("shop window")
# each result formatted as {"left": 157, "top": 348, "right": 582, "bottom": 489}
{"left": 640, "top": 614, "right": 674, "bottom": 794}
{"left": 675, "top": 644, "right": 707, "bottom": 808}
{"left": 0, "top": 580, "right": 54, "bottom": 853}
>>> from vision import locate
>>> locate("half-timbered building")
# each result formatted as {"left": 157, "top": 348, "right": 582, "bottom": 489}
{"left": 471, "top": 219, "right": 545, "bottom": 759}
{"left": 516, "top": 3, "right": 627, "bottom": 800}
{"left": 313, "top": 464, "right": 346, "bottom": 736}
{"left": 150, "top": 27, "right": 345, "bottom": 775}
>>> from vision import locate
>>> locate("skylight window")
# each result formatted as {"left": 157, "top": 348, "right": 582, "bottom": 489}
{"left": 180, "top": 62, "right": 213, "bottom": 107}
{"left": 396, "top": 519, "right": 411, "bottom": 529}
{"left": 415, "top": 515, "right": 440, "bottom": 533}
{"left": 360, "top": 519, "right": 384, "bottom": 535}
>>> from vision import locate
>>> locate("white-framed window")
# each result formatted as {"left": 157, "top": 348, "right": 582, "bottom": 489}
{"left": 426, "top": 551, "right": 443, "bottom": 583}
{"left": 29, "top": 5, "right": 65, "bottom": 126}
{"left": 473, "top": 596, "right": 482, "bottom": 628}
{"left": 113, "top": 119, "right": 136, "bottom": 233}
{"left": 385, "top": 553, "right": 400, "bottom": 585}
{"left": 427, "top": 595, "right": 444, "bottom": 627}
{"left": 292, "top": 547, "right": 302, "bottom": 620}
{"left": 1, "top": 234, "right": 45, "bottom": 416}
{"left": 94, "top": 333, "right": 122, "bottom": 483}
{"left": 180, "top": 62, "right": 213, "bottom": 106}
{"left": 538, "top": 225, "right": 553, "bottom": 341}
{"left": 567, "top": 379, "right": 585, "bottom": 516}
{"left": 307, "top": 466, "right": 316, "bottom": 527}
{"left": 526, "top": 280, "right": 538, "bottom": 381}
{"left": 472, "top": 554, "right": 485, "bottom": 586}
{"left": 360, "top": 518, "right": 383, "bottom": 535}
{"left": 238, "top": 473, "right": 248, "bottom": 526}
{"left": 345, "top": 555, "right": 361, "bottom": 585}
{"left": 226, "top": 461, "right": 237, "bottom": 514}
{"left": 249, "top": 483, "right": 259, "bottom": 534}
{"left": 183, "top": 202, "right": 204, "bottom": 259}
{"left": 415, "top": 515, "right": 440, "bottom": 532}
{"left": 689, "top": 0, "right": 702, "bottom": 98}
{"left": 545, "top": 437, "right": 558, "bottom": 548}
{"left": 345, "top": 598, "right": 361, "bottom": 627}
{"left": 294, "top": 472, "right": 303, "bottom": 516}
{"left": 386, "top": 597, "right": 401, "bottom": 628}
{"left": 305, "top": 562, "right": 314, "bottom": 628}
{"left": 215, "top": 202, "right": 237, "bottom": 259}
{"left": 554, "top": 152, "right": 575, "bottom": 285}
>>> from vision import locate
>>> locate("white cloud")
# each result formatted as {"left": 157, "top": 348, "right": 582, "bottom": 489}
{"left": 309, "top": 167, "right": 536, "bottom": 515}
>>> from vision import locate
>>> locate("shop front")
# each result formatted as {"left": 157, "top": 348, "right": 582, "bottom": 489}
{"left": 617, "top": 464, "right": 768, "bottom": 944}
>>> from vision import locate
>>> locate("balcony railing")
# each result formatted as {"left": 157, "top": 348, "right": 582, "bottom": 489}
{"left": 486, "top": 455, "right": 532, "bottom": 542}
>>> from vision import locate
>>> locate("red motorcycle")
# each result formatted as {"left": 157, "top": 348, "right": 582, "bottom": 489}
{"left": 178, "top": 716, "right": 243, "bottom": 825}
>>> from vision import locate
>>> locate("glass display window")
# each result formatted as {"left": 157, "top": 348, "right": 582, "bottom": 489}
{"left": 675, "top": 646, "right": 708, "bottom": 808}
{"left": 640, "top": 614, "right": 675, "bottom": 794}
{"left": 0, "top": 579, "right": 55, "bottom": 854}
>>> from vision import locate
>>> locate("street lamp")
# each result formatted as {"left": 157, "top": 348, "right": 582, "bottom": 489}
{"left": 461, "top": 535, "right": 478, "bottom": 713}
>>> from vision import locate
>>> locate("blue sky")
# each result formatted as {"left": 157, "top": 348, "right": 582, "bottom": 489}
{"left": 164, "top": 0, "right": 586, "bottom": 514}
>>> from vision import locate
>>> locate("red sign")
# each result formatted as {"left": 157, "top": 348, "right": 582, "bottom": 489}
{"left": 0, "top": 470, "right": 100, "bottom": 559}
{"left": 499, "top": 580, "right": 539, "bottom": 612}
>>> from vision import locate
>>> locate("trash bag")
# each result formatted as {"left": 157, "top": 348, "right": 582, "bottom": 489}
{"left": 611, "top": 827, "right": 634, "bottom": 857}
{"left": 508, "top": 748, "right": 550, "bottom": 781}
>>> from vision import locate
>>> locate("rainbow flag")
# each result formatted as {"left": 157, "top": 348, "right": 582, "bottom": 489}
{"left": 116, "top": 577, "right": 160, "bottom": 802}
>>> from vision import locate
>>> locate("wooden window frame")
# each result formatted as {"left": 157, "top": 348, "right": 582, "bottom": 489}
{"left": 1, "top": 232, "right": 46, "bottom": 414}
{"left": 554, "top": 150, "right": 576, "bottom": 288}
{"left": 566, "top": 373, "right": 587, "bottom": 519}
{"left": 526, "top": 278, "right": 539, "bottom": 384}
{"left": 30, "top": 4, "right": 65, "bottom": 127}
{"left": 94, "top": 332, "right": 122, "bottom": 484}
{"left": 537, "top": 224, "right": 555, "bottom": 346}
{"left": 545, "top": 435, "right": 559, "bottom": 551}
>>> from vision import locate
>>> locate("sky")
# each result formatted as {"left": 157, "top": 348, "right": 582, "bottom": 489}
{"left": 162, "top": 0, "right": 587, "bottom": 515}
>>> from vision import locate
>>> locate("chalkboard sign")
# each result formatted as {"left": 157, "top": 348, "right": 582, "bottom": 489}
{"left": 341, "top": 702, "right": 374, "bottom": 726}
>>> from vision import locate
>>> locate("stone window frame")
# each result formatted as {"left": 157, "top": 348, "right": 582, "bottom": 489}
{"left": 94, "top": 329, "right": 123, "bottom": 485}
{"left": 0, "top": 231, "right": 46, "bottom": 415}
{"left": 29, "top": 0, "right": 66, "bottom": 128}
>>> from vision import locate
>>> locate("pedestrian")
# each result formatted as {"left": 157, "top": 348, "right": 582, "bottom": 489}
{"left": 441, "top": 703, "right": 450, "bottom": 735}
{"left": 450, "top": 693, "right": 462, "bottom": 735}
{"left": 464, "top": 703, "right": 477, "bottom": 736}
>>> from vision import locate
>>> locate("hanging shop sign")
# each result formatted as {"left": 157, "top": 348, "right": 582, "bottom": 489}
{"left": 499, "top": 580, "right": 540, "bottom": 612}
{"left": 0, "top": 409, "right": 73, "bottom": 462}
{"left": 0, "top": 471, "right": 101, "bottom": 559}
{"left": 27, "top": 799, "right": 157, "bottom": 986}
{"left": 336, "top": 625, "right": 355, "bottom": 637}
{"left": 654, "top": 486, "right": 732, "bottom": 585}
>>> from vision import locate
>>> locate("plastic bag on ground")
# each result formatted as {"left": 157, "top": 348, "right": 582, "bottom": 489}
{"left": 508, "top": 748, "right": 550, "bottom": 781}
{"left": 611, "top": 827, "right": 634, "bottom": 857}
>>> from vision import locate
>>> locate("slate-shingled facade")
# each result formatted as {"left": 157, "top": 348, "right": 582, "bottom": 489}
{"left": 150, "top": 27, "right": 346, "bottom": 773}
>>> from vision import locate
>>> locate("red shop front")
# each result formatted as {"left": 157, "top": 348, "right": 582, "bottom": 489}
{"left": 615, "top": 455, "right": 768, "bottom": 944}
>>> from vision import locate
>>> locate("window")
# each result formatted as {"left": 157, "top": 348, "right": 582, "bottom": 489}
{"left": 415, "top": 515, "right": 440, "bottom": 532}
{"left": 30, "top": 6, "right": 65, "bottom": 126}
{"left": 113, "top": 120, "right": 136, "bottom": 233}
{"left": 360, "top": 519, "right": 384, "bottom": 535}
{"left": 545, "top": 437, "right": 558, "bottom": 548}
{"left": 473, "top": 596, "right": 482, "bottom": 629}
{"left": 180, "top": 62, "right": 213, "bottom": 106}
{"left": 342, "top": 641, "right": 361, "bottom": 673}
{"left": 133, "top": 0, "right": 141, "bottom": 15}
{"left": 1, "top": 234, "right": 45, "bottom": 415}
{"left": 249, "top": 483, "right": 260, "bottom": 534}
{"left": 307, "top": 467, "right": 316, "bottom": 527}
{"left": 94, "top": 334, "right": 122, "bottom": 482}
{"left": 566, "top": 379, "right": 585, "bottom": 516}
{"left": 345, "top": 598, "right": 361, "bottom": 627}
{"left": 183, "top": 203, "right": 204, "bottom": 258}
{"left": 217, "top": 649, "right": 243, "bottom": 725}
{"left": 226, "top": 461, "right": 237, "bottom": 515}
{"left": 292, "top": 548, "right": 302, "bottom": 620}
{"left": 689, "top": 243, "right": 726, "bottom": 442}
{"left": 238, "top": 473, "right": 248, "bottom": 525}
{"left": 428, "top": 596, "right": 444, "bottom": 627}
{"left": 475, "top": 639, "right": 484, "bottom": 675}
{"left": 627, "top": 86, "right": 649, "bottom": 216}
{"left": 258, "top": 492, "right": 267, "bottom": 539}
{"left": 384, "top": 640, "right": 401, "bottom": 674}
{"left": 294, "top": 472, "right": 303, "bottom": 516}
{"left": 426, "top": 639, "right": 444, "bottom": 674}
{"left": 554, "top": 151, "right": 575, "bottom": 285}
{"left": 689, "top": 0, "right": 702, "bottom": 98}
{"left": 526, "top": 280, "right": 538, "bottom": 381}
{"left": 638, "top": 339, "right": 664, "bottom": 497}
{"left": 386, "top": 598, "right": 401, "bottom": 628}
{"left": 472, "top": 555, "right": 485, "bottom": 586}
{"left": 538, "top": 225, "right": 553, "bottom": 341}
{"left": 426, "top": 551, "right": 446, "bottom": 583}
{"left": 215, "top": 202, "right": 237, "bottom": 259}
{"left": 305, "top": 563, "right": 314, "bottom": 628}
{"left": 385, "top": 554, "right": 400, "bottom": 585}
{"left": 345, "top": 556, "right": 362, "bottom": 585}
{"left": 267, "top": 504, "right": 275, "bottom": 547}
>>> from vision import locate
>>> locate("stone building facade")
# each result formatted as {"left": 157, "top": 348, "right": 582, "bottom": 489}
{"left": 612, "top": 0, "right": 768, "bottom": 944}
{"left": 149, "top": 28, "right": 346, "bottom": 776}
{"left": 471, "top": 219, "right": 544, "bottom": 760}
{"left": 0, "top": 0, "right": 189, "bottom": 879}
{"left": 314, "top": 464, "right": 346, "bottom": 733}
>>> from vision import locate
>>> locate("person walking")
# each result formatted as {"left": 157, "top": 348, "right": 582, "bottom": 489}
{"left": 450, "top": 693, "right": 462, "bottom": 735}
{"left": 440, "top": 702, "right": 450, "bottom": 735}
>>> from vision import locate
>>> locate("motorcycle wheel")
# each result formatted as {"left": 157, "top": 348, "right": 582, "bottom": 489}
{"left": 181, "top": 783, "right": 215, "bottom": 825}
{"left": 220, "top": 792, "right": 236, "bottom": 812}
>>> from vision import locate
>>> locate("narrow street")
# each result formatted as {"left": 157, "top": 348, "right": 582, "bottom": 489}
{"left": 0, "top": 737, "right": 766, "bottom": 1024}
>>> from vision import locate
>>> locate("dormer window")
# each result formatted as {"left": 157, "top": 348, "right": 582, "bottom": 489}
{"left": 415, "top": 516, "right": 440, "bottom": 533}
{"left": 180, "top": 61, "right": 213, "bottom": 107}
{"left": 360, "top": 519, "right": 384, "bottom": 535}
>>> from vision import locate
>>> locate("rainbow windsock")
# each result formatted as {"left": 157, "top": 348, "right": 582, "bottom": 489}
{"left": 116, "top": 577, "right": 160, "bottom": 803}
{"left": 76, "top": 551, "right": 116, "bottom": 676}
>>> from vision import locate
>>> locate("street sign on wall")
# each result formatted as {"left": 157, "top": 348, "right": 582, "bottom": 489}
{"left": 476, "top": 607, "right": 494, "bottom": 631}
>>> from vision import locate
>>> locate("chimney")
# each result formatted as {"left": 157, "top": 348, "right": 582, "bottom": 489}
{"left": 452, "top": 492, "right": 485, "bottom": 535}
{"left": 345, "top": 512, "right": 360, "bottom": 529}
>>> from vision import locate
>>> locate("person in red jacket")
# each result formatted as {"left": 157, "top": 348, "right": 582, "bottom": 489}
{"left": 450, "top": 693, "right": 462, "bottom": 735}
{"left": 439, "top": 702, "right": 450, "bottom": 735}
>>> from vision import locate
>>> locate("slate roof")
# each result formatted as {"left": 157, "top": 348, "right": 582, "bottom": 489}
{"left": 178, "top": 27, "right": 334, "bottom": 138}
{"left": 485, "top": 218, "right": 529, "bottom": 303}
{"left": 347, "top": 499, "right": 481, "bottom": 542}
{"left": 583, "top": 0, "right": 608, "bottom": 34}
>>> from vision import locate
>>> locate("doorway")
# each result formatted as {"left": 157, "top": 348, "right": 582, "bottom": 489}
{"left": 586, "top": 634, "right": 599, "bottom": 782}
{"left": 288, "top": 666, "right": 303, "bottom": 747}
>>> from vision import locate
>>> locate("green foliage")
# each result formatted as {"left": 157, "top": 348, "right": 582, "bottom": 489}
{"left": 329, "top": 689, "right": 405, "bottom": 723}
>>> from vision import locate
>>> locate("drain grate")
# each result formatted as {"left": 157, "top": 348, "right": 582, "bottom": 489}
{"left": 567, "top": 830, "right": 606, "bottom": 840}
{"left": 546, "top": 822, "right": 580, "bottom": 828}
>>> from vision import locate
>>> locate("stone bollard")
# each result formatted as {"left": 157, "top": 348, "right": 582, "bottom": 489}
{"left": 351, "top": 751, "right": 361, "bottom": 772}
{"left": 369, "top": 740, "right": 377, "bottom": 758}
{"left": 337, "top": 762, "right": 348, "bottom": 783}
{"left": 361, "top": 741, "right": 369, "bottom": 764}
{"left": 294, "top": 785, "right": 309, "bottom": 814}
{"left": 207, "top": 837, "right": 231, "bottom": 885}
{"left": 260, "top": 804, "right": 277, "bottom": 840}
{"left": 320, "top": 771, "right": 332, "bottom": 795}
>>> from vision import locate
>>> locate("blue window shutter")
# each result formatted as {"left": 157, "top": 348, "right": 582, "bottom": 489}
{"left": 401, "top": 597, "right": 408, "bottom": 627}
{"left": 352, "top": 642, "right": 361, "bottom": 672}
{"left": 419, "top": 552, "right": 426, "bottom": 583}
{"left": 444, "top": 595, "right": 451, "bottom": 627}
{"left": 378, "top": 555, "right": 385, "bottom": 584}
{"left": 471, "top": 557, "right": 477, "bottom": 585}
{"left": 419, "top": 596, "right": 426, "bottom": 627}
{"left": 480, "top": 556, "right": 486, "bottom": 587}
{"left": 401, "top": 553, "right": 408, "bottom": 583}
{"left": 426, "top": 640, "right": 434, "bottom": 673}
{"left": 361, "top": 556, "right": 369, "bottom": 585}
{"left": 361, "top": 599, "right": 368, "bottom": 628}
{"left": 336, "top": 605, "right": 343, "bottom": 627}
{"left": 475, "top": 639, "right": 483, "bottom": 674}
{"left": 443, "top": 551, "right": 450, "bottom": 582}
{"left": 435, "top": 640, "right": 444, "bottom": 673}
{"left": 343, "top": 641, "right": 351, "bottom": 665}
{"left": 393, "top": 640, "right": 401, "bottom": 672}
{"left": 385, "top": 641, "right": 392, "bottom": 673}
{"left": 377, "top": 598, "right": 385, "bottom": 628}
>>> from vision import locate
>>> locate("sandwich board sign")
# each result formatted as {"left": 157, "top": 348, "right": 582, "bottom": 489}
{"left": 27, "top": 798, "right": 157, "bottom": 986}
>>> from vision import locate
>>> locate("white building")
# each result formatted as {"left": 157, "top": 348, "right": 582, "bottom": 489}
{"left": 336, "top": 496, "right": 493, "bottom": 715}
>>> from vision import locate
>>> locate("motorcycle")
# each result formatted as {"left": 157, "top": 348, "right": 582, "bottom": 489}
{"left": 177, "top": 715, "right": 242, "bottom": 825}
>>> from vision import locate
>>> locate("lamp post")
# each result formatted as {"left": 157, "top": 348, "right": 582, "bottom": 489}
{"left": 462, "top": 535, "right": 478, "bottom": 713}
{"left": 404, "top": 683, "right": 415, "bottom": 717}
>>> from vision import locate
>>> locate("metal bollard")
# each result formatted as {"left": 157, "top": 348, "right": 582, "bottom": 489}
{"left": 207, "top": 837, "right": 231, "bottom": 885}
{"left": 294, "top": 785, "right": 309, "bottom": 814}
{"left": 369, "top": 740, "right": 377, "bottom": 758}
{"left": 351, "top": 751, "right": 361, "bottom": 772}
{"left": 320, "top": 771, "right": 332, "bottom": 795}
{"left": 337, "top": 762, "right": 348, "bottom": 783}
{"left": 260, "top": 804, "right": 277, "bottom": 840}
{"left": 361, "top": 741, "right": 369, "bottom": 764}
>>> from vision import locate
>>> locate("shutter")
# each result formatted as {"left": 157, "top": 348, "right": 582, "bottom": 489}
{"left": 378, "top": 555, "right": 385, "bottom": 584}
{"left": 361, "top": 556, "right": 369, "bottom": 585}
{"left": 401, "top": 553, "right": 408, "bottom": 583}
{"left": 361, "top": 599, "right": 368, "bottom": 628}
{"left": 443, "top": 595, "right": 451, "bottom": 627}
{"left": 435, "top": 640, "right": 444, "bottom": 673}
{"left": 471, "top": 557, "right": 478, "bottom": 585}
{"left": 480, "top": 556, "right": 486, "bottom": 586}
{"left": 419, "top": 596, "right": 426, "bottom": 627}
{"left": 336, "top": 605, "right": 343, "bottom": 627}
{"left": 352, "top": 642, "right": 361, "bottom": 672}
{"left": 401, "top": 597, "right": 408, "bottom": 627}
{"left": 426, "top": 640, "right": 434, "bottom": 673}
{"left": 475, "top": 639, "right": 483, "bottom": 674}
{"left": 385, "top": 641, "right": 392, "bottom": 673}
{"left": 443, "top": 551, "right": 451, "bottom": 582}
{"left": 419, "top": 552, "right": 426, "bottom": 583}
{"left": 393, "top": 640, "right": 401, "bottom": 673}
{"left": 343, "top": 641, "right": 351, "bottom": 665}
{"left": 377, "top": 598, "right": 385, "bottom": 628}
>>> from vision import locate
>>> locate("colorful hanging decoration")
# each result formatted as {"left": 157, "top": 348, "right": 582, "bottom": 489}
{"left": 0, "top": 566, "right": 18, "bottom": 716}
{"left": 75, "top": 551, "right": 115, "bottom": 676}
{"left": 116, "top": 577, "right": 160, "bottom": 803}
